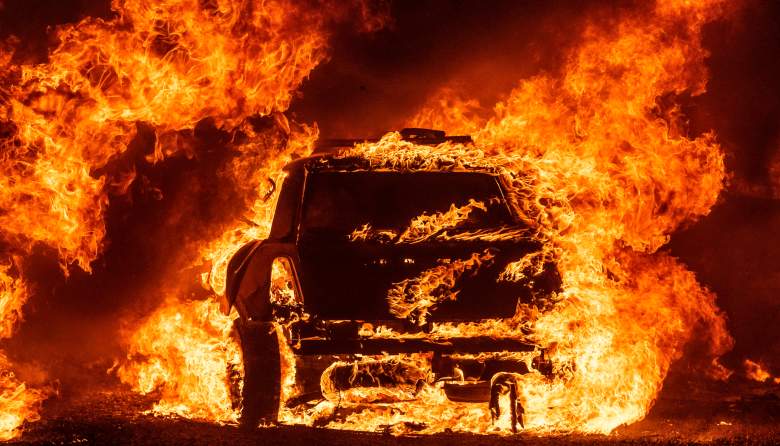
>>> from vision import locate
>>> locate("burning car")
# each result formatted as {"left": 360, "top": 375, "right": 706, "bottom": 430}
{"left": 225, "top": 129, "right": 560, "bottom": 428}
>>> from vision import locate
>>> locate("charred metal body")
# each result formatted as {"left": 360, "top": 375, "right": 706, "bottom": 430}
{"left": 225, "top": 129, "right": 561, "bottom": 426}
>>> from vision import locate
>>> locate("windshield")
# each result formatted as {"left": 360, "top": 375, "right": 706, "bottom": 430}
{"left": 300, "top": 171, "right": 515, "bottom": 241}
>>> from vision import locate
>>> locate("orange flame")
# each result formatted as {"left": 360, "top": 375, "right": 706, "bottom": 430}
{"left": 0, "top": 352, "right": 45, "bottom": 441}
{"left": 0, "top": 0, "right": 742, "bottom": 439}
{"left": 1, "top": 0, "right": 333, "bottom": 271}
{"left": 744, "top": 359, "right": 780, "bottom": 384}
{"left": 126, "top": 0, "right": 734, "bottom": 434}
{"left": 0, "top": 263, "right": 46, "bottom": 440}
{"left": 275, "top": 0, "right": 734, "bottom": 434}
{"left": 397, "top": 199, "right": 488, "bottom": 243}
{"left": 0, "top": 262, "right": 28, "bottom": 341}
{"left": 0, "top": 0, "right": 386, "bottom": 438}
{"left": 405, "top": 86, "right": 487, "bottom": 136}
{"left": 388, "top": 250, "right": 495, "bottom": 326}
{"left": 117, "top": 299, "right": 242, "bottom": 423}
{"left": 107, "top": 0, "right": 387, "bottom": 430}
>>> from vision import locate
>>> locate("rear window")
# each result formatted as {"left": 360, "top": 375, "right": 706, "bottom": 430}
{"left": 300, "top": 171, "right": 514, "bottom": 239}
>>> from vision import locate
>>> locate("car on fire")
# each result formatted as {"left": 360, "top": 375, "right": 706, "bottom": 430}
{"left": 225, "top": 129, "right": 560, "bottom": 428}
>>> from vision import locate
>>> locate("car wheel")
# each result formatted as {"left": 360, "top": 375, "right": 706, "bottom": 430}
{"left": 236, "top": 320, "right": 281, "bottom": 428}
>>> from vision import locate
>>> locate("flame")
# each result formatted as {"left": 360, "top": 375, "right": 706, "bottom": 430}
{"left": 125, "top": 0, "right": 734, "bottom": 434}
{"left": 744, "top": 359, "right": 780, "bottom": 384}
{"left": 277, "top": 0, "right": 734, "bottom": 435}
{"left": 283, "top": 130, "right": 730, "bottom": 434}
{"left": 200, "top": 120, "right": 318, "bottom": 296}
{"left": 320, "top": 356, "right": 429, "bottom": 404}
{"left": 117, "top": 299, "right": 242, "bottom": 422}
{"left": 0, "top": 352, "right": 45, "bottom": 442}
{"left": 115, "top": 119, "right": 317, "bottom": 425}
{"left": 1, "top": 0, "right": 332, "bottom": 271}
{"left": 0, "top": 262, "right": 28, "bottom": 341}
{"left": 349, "top": 198, "right": 500, "bottom": 244}
{"left": 499, "top": 251, "right": 551, "bottom": 283}
{"left": 269, "top": 257, "right": 299, "bottom": 308}
{"left": 0, "top": 263, "right": 45, "bottom": 440}
{"left": 397, "top": 199, "right": 487, "bottom": 243}
{"left": 405, "top": 86, "right": 487, "bottom": 136}
{"left": 0, "top": 0, "right": 742, "bottom": 439}
{"left": 0, "top": 0, "right": 386, "bottom": 438}
{"left": 388, "top": 250, "right": 495, "bottom": 326}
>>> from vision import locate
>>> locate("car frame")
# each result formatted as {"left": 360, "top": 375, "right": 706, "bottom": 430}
{"left": 225, "top": 129, "right": 559, "bottom": 428}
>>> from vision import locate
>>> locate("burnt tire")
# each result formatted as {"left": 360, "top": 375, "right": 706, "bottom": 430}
{"left": 236, "top": 320, "right": 281, "bottom": 428}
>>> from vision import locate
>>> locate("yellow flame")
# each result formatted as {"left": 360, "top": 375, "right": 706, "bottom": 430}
{"left": 111, "top": 0, "right": 734, "bottom": 437}
{"left": 0, "top": 266, "right": 45, "bottom": 440}
{"left": 388, "top": 250, "right": 495, "bottom": 326}
{"left": 278, "top": 0, "right": 734, "bottom": 434}
{"left": 744, "top": 359, "right": 780, "bottom": 384}
{"left": 117, "top": 299, "right": 242, "bottom": 423}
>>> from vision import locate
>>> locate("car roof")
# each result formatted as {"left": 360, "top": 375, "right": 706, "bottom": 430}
{"left": 283, "top": 129, "right": 501, "bottom": 175}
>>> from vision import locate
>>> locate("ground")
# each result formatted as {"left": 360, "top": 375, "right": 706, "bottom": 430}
{"left": 7, "top": 377, "right": 780, "bottom": 446}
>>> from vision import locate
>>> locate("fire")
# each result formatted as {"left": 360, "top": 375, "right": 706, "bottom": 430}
{"left": 0, "top": 352, "right": 44, "bottom": 442}
{"left": 270, "top": 257, "right": 299, "bottom": 308}
{"left": 0, "top": 264, "right": 45, "bottom": 441}
{"left": 397, "top": 199, "right": 487, "bottom": 243}
{"left": 110, "top": 0, "right": 384, "bottom": 427}
{"left": 0, "top": 263, "right": 28, "bottom": 341}
{"left": 0, "top": 0, "right": 386, "bottom": 439}
{"left": 117, "top": 299, "right": 242, "bottom": 423}
{"left": 275, "top": 0, "right": 734, "bottom": 434}
{"left": 1, "top": 0, "right": 332, "bottom": 271}
{"left": 320, "top": 356, "right": 429, "bottom": 404}
{"left": 744, "top": 359, "right": 780, "bottom": 384}
{"left": 0, "top": 0, "right": 745, "bottom": 440}
{"left": 200, "top": 119, "right": 318, "bottom": 297}
{"left": 349, "top": 198, "right": 513, "bottom": 244}
{"left": 405, "top": 86, "right": 487, "bottom": 137}
{"left": 388, "top": 250, "right": 495, "bottom": 326}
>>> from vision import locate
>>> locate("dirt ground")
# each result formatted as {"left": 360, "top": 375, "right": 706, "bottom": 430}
{"left": 7, "top": 377, "right": 780, "bottom": 446}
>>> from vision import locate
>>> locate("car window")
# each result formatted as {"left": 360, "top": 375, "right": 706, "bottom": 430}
{"left": 300, "top": 171, "right": 514, "bottom": 239}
